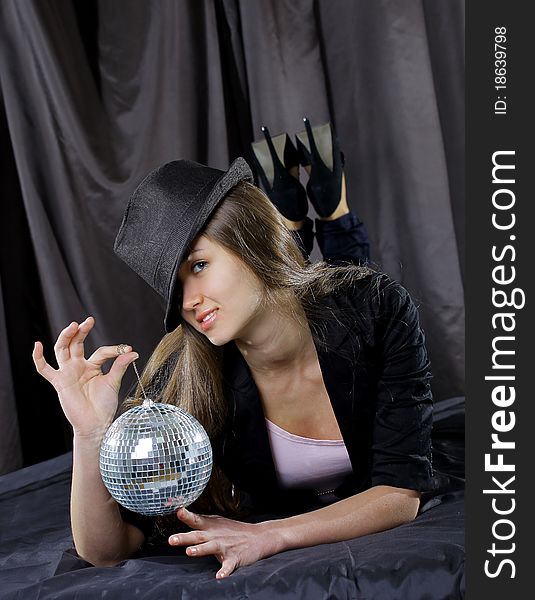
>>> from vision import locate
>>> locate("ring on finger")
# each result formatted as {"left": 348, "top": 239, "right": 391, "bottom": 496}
{"left": 116, "top": 343, "right": 130, "bottom": 355}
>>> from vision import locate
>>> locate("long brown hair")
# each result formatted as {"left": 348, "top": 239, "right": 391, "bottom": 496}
{"left": 121, "top": 181, "right": 374, "bottom": 533}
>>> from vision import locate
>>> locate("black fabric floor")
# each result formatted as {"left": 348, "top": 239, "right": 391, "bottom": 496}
{"left": 0, "top": 398, "right": 465, "bottom": 599}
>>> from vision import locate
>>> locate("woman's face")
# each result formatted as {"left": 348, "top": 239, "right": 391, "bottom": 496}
{"left": 177, "top": 235, "right": 265, "bottom": 346}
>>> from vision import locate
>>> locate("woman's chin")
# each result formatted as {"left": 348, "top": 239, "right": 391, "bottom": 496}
{"left": 205, "top": 332, "right": 230, "bottom": 346}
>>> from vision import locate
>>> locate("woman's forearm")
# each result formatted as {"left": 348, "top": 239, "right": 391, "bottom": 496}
{"left": 262, "top": 485, "right": 420, "bottom": 555}
{"left": 71, "top": 432, "right": 143, "bottom": 566}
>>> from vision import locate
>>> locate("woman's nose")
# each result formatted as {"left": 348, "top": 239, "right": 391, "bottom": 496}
{"left": 182, "top": 287, "right": 203, "bottom": 312}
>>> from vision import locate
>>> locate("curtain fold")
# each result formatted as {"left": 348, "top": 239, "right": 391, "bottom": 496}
{"left": 0, "top": 0, "right": 464, "bottom": 474}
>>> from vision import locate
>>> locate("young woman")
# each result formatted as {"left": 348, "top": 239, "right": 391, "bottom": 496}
{"left": 32, "top": 141, "right": 433, "bottom": 578}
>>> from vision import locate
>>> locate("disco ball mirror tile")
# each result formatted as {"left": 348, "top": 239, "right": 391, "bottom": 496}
{"left": 99, "top": 400, "right": 212, "bottom": 516}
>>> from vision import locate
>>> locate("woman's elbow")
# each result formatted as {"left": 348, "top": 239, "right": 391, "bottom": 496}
{"left": 74, "top": 523, "right": 144, "bottom": 567}
{"left": 377, "top": 486, "right": 420, "bottom": 526}
{"left": 394, "top": 490, "right": 421, "bottom": 524}
{"left": 75, "top": 546, "right": 130, "bottom": 568}
{"left": 74, "top": 539, "right": 136, "bottom": 568}
{"left": 401, "top": 497, "right": 420, "bottom": 523}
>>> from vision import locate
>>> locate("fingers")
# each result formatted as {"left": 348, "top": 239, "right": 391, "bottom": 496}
{"left": 169, "top": 509, "right": 240, "bottom": 579}
{"left": 217, "top": 557, "right": 238, "bottom": 579}
{"left": 176, "top": 507, "right": 205, "bottom": 528}
{"left": 48, "top": 314, "right": 137, "bottom": 368}
{"left": 32, "top": 341, "right": 58, "bottom": 383}
{"left": 169, "top": 530, "right": 207, "bottom": 547}
{"left": 53, "top": 321, "right": 79, "bottom": 365}
{"left": 106, "top": 351, "right": 139, "bottom": 390}
{"left": 169, "top": 535, "right": 238, "bottom": 578}
{"left": 87, "top": 345, "right": 132, "bottom": 368}
{"left": 53, "top": 316, "right": 95, "bottom": 364}
{"left": 185, "top": 540, "right": 218, "bottom": 557}
{"left": 69, "top": 316, "right": 95, "bottom": 358}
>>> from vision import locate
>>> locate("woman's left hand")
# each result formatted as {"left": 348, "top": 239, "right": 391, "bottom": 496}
{"left": 169, "top": 508, "right": 278, "bottom": 578}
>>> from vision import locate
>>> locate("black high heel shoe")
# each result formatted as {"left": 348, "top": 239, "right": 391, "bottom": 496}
{"left": 250, "top": 126, "right": 308, "bottom": 222}
{"left": 295, "top": 118, "right": 345, "bottom": 219}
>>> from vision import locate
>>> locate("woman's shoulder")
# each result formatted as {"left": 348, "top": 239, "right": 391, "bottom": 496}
{"left": 305, "top": 265, "right": 420, "bottom": 345}
{"left": 325, "top": 270, "right": 423, "bottom": 361}
{"left": 331, "top": 267, "right": 412, "bottom": 314}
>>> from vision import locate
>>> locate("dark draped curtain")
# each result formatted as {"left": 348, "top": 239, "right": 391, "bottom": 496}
{"left": 0, "top": 0, "right": 465, "bottom": 475}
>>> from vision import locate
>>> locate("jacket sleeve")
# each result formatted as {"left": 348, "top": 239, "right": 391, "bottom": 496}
{"left": 370, "top": 277, "right": 434, "bottom": 492}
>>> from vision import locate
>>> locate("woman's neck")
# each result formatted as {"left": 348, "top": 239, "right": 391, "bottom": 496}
{"left": 234, "top": 302, "right": 314, "bottom": 376}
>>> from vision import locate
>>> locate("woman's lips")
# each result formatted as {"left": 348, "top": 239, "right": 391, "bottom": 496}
{"left": 200, "top": 310, "right": 218, "bottom": 331}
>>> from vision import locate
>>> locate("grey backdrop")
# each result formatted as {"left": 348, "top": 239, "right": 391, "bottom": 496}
{"left": 0, "top": 0, "right": 465, "bottom": 475}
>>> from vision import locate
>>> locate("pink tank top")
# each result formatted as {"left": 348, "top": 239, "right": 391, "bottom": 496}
{"left": 265, "top": 418, "right": 353, "bottom": 502}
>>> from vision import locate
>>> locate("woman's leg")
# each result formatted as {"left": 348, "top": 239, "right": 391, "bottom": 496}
{"left": 315, "top": 212, "right": 370, "bottom": 265}
{"left": 314, "top": 173, "right": 370, "bottom": 265}
{"left": 250, "top": 121, "right": 370, "bottom": 264}
{"left": 295, "top": 119, "right": 370, "bottom": 265}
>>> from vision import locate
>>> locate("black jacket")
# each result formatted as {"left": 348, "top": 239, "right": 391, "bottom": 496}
{"left": 214, "top": 272, "right": 435, "bottom": 516}
{"left": 119, "top": 272, "right": 436, "bottom": 536}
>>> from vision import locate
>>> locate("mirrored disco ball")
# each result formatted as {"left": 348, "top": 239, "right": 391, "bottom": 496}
{"left": 99, "top": 399, "right": 212, "bottom": 516}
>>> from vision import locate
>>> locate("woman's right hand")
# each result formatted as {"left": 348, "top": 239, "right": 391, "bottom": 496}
{"left": 32, "top": 316, "right": 138, "bottom": 440}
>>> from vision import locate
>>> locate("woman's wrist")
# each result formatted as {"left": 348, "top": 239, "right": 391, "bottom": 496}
{"left": 256, "top": 518, "right": 294, "bottom": 556}
{"left": 73, "top": 425, "right": 110, "bottom": 447}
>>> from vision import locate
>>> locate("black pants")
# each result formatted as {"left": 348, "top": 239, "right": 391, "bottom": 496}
{"left": 292, "top": 212, "right": 370, "bottom": 265}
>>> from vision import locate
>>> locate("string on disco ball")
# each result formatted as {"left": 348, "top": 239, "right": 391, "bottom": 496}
{"left": 132, "top": 360, "right": 150, "bottom": 404}
{"left": 117, "top": 343, "right": 150, "bottom": 405}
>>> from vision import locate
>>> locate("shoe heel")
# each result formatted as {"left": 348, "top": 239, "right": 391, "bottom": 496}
{"left": 251, "top": 128, "right": 299, "bottom": 186}
{"left": 296, "top": 120, "right": 335, "bottom": 170}
{"left": 294, "top": 117, "right": 344, "bottom": 219}
{"left": 250, "top": 126, "right": 308, "bottom": 222}
{"left": 251, "top": 130, "right": 284, "bottom": 186}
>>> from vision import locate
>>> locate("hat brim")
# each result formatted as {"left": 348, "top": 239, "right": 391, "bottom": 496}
{"left": 163, "top": 157, "right": 253, "bottom": 332}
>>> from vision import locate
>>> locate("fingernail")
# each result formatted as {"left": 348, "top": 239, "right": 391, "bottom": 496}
{"left": 188, "top": 547, "right": 197, "bottom": 555}
{"left": 171, "top": 536, "right": 179, "bottom": 543}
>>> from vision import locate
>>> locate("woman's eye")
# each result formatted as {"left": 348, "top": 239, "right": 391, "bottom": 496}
{"left": 191, "top": 261, "right": 207, "bottom": 274}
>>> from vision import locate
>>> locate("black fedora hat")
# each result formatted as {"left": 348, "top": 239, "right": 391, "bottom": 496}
{"left": 114, "top": 157, "right": 253, "bottom": 332}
